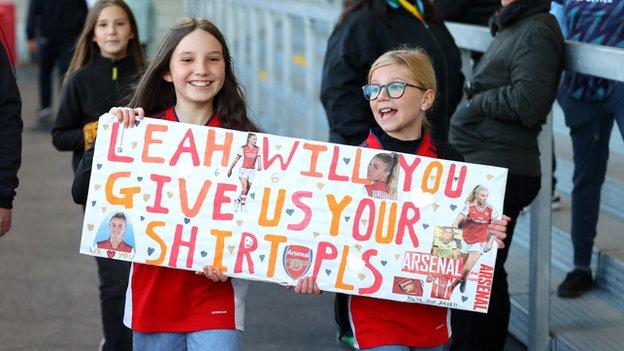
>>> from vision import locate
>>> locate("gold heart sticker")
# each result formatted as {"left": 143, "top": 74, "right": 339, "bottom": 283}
{"left": 94, "top": 184, "right": 101, "bottom": 191}
{"left": 143, "top": 194, "right": 151, "bottom": 201}
{"left": 275, "top": 145, "right": 282, "bottom": 150}
{"left": 312, "top": 231, "right": 320, "bottom": 237}
{"left": 102, "top": 124, "right": 109, "bottom": 130}
{"left": 395, "top": 254, "right": 400, "bottom": 261}
{"left": 361, "top": 219, "right": 367, "bottom": 226}
{"left": 131, "top": 141, "right": 138, "bottom": 149}
{"left": 167, "top": 192, "right": 173, "bottom": 199}
{"left": 432, "top": 203, "right": 439, "bottom": 211}
{"left": 101, "top": 206, "right": 107, "bottom": 213}
{"left": 87, "top": 224, "right": 94, "bottom": 231}
{"left": 227, "top": 245, "right": 235, "bottom": 254}
{"left": 316, "top": 182, "right": 324, "bottom": 190}
{"left": 429, "top": 175, "right": 435, "bottom": 181}
{"left": 236, "top": 220, "right": 243, "bottom": 227}
{"left": 486, "top": 174, "right": 494, "bottom": 180}
{"left": 358, "top": 273, "right": 366, "bottom": 281}
{"left": 355, "top": 244, "right": 362, "bottom": 251}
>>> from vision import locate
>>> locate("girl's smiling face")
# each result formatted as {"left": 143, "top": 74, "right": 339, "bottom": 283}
{"left": 368, "top": 63, "right": 433, "bottom": 140}
{"left": 164, "top": 29, "right": 226, "bottom": 110}
{"left": 93, "top": 5, "right": 134, "bottom": 60}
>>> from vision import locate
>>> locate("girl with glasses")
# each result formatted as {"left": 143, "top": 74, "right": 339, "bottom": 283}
{"left": 321, "top": 0, "right": 464, "bottom": 147}
{"left": 302, "top": 48, "right": 510, "bottom": 351}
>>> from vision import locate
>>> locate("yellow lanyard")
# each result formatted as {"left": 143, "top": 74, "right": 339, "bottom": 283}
{"left": 398, "top": 0, "right": 425, "bottom": 23}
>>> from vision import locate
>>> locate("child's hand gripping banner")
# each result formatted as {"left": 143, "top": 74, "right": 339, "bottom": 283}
{"left": 81, "top": 114, "right": 508, "bottom": 312}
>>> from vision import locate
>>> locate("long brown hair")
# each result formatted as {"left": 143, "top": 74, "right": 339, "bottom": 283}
{"left": 63, "top": 0, "right": 145, "bottom": 86}
{"left": 129, "top": 18, "right": 260, "bottom": 132}
{"left": 337, "top": 0, "right": 440, "bottom": 27}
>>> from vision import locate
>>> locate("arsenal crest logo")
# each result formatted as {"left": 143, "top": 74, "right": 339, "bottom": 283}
{"left": 283, "top": 245, "right": 313, "bottom": 280}
{"left": 392, "top": 276, "right": 424, "bottom": 297}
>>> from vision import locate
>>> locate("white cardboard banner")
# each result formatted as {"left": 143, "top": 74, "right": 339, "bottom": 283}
{"left": 80, "top": 114, "right": 507, "bottom": 312}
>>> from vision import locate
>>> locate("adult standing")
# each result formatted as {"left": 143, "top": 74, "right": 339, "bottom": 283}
{"left": 448, "top": 0, "right": 564, "bottom": 349}
{"left": 321, "top": 0, "right": 464, "bottom": 146}
{"left": 0, "top": 40, "right": 22, "bottom": 237}
{"left": 26, "top": 0, "right": 88, "bottom": 121}
{"left": 555, "top": 0, "right": 624, "bottom": 298}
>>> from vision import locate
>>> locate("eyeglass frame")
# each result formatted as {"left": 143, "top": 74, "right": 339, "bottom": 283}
{"left": 361, "top": 81, "right": 427, "bottom": 101}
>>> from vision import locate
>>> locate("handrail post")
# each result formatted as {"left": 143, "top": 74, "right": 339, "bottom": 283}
{"left": 528, "top": 110, "right": 553, "bottom": 350}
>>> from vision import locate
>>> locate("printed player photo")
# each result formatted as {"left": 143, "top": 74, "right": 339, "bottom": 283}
{"left": 94, "top": 212, "right": 135, "bottom": 253}
{"left": 451, "top": 185, "right": 500, "bottom": 293}
{"left": 227, "top": 133, "right": 262, "bottom": 212}
{"left": 364, "top": 152, "right": 399, "bottom": 201}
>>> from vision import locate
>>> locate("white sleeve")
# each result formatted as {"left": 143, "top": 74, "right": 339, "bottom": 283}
{"left": 461, "top": 204, "right": 470, "bottom": 216}
{"left": 491, "top": 206, "right": 500, "bottom": 220}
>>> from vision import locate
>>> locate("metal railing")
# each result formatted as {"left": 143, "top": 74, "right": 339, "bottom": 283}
{"left": 184, "top": 1, "right": 624, "bottom": 350}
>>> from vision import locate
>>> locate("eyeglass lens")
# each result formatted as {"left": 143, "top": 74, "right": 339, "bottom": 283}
{"left": 363, "top": 82, "right": 408, "bottom": 100}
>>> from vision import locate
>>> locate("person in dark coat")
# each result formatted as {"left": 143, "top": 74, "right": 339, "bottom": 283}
{"left": 0, "top": 41, "right": 23, "bottom": 237}
{"left": 554, "top": 0, "right": 624, "bottom": 299}
{"left": 436, "top": 0, "right": 501, "bottom": 26}
{"left": 321, "top": 0, "right": 464, "bottom": 146}
{"left": 448, "top": 0, "right": 564, "bottom": 349}
{"left": 26, "top": 0, "right": 88, "bottom": 121}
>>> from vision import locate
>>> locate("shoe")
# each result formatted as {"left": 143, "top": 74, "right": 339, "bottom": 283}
{"left": 338, "top": 334, "right": 355, "bottom": 349}
{"left": 557, "top": 269, "right": 595, "bottom": 298}
{"left": 483, "top": 235, "right": 494, "bottom": 253}
{"left": 451, "top": 276, "right": 464, "bottom": 291}
{"left": 552, "top": 190, "right": 562, "bottom": 211}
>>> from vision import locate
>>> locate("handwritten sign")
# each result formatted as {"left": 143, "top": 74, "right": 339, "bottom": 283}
{"left": 80, "top": 114, "right": 507, "bottom": 312}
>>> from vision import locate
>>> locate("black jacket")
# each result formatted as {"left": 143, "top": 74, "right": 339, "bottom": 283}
{"left": 449, "top": 0, "right": 564, "bottom": 176}
{"left": 52, "top": 53, "right": 140, "bottom": 170}
{"left": 0, "top": 42, "right": 22, "bottom": 209}
{"left": 26, "top": 0, "right": 87, "bottom": 41}
{"left": 435, "top": 0, "right": 501, "bottom": 26}
{"left": 72, "top": 146, "right": 92, "bottom": 205}
{"left": 321, "top": 4, "right": 464, "bottom": 145}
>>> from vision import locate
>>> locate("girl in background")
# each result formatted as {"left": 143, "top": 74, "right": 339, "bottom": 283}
{"left": 110, "top": 18, "right": 260, "bottom": 351}
{"left": 52, "top": 2, "right": 144, "bottom": 350}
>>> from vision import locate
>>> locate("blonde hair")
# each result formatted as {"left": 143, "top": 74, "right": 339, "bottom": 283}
{"left": 368, "top": 48, "right": 437, "bottom": 130}
{"left": 465, "top": 185, "right": 489, "bottom": 204}
{"left": 373, "top": 152, "right": 399, "bottom": 198}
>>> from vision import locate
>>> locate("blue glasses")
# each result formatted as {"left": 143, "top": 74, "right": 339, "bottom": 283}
{"left": 362, "top": 81, "right": 426, "bottom": 101}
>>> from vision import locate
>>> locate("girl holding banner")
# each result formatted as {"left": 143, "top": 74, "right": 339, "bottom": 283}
{"left": 53, "top": 2, "right": 145, "bottom": 350}
{"left": 108, "top": 19, "right": 260, "bottom": 351}
{"left": 310, "top": 48, "right": 511, "bottom": 350}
